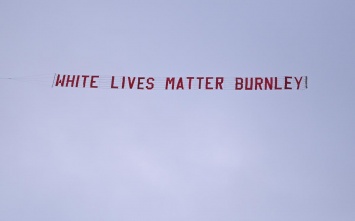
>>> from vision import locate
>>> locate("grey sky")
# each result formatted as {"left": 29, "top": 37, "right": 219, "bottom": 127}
{"left": 1, "top": 0, "right": 354, "bottom": 220}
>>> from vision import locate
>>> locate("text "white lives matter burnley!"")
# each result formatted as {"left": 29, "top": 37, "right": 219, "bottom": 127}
{"left": 53, "top": 74, "right": 308, "bottom": 91}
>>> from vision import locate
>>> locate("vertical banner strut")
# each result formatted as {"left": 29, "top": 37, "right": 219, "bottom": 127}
{"left": 52, "top": 73, "right": 56, "bottom": 88}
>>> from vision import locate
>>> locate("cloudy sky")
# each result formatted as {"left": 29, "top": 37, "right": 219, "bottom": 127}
{"left": 1, "top": 0, "right": 354, "bottom": 220}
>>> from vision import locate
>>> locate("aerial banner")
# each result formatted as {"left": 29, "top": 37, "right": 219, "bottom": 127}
{"left": 53, "top": 74, "right": 308, "bottom": 91}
